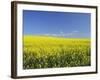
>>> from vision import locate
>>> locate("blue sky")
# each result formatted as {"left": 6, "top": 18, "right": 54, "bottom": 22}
{"left": 23, "top": 10, "right": 91, "bottom": 38}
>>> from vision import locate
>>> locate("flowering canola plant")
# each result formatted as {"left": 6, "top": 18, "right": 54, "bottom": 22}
{"left": 23, "top": 36, "right": 91, "bottom": 69}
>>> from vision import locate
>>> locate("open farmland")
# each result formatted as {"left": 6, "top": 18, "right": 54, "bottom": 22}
{"left": 23, "top": 36, "right": 91, "bottom": 69}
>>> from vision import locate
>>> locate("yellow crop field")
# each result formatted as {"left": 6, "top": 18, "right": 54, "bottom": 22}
{"left": 23, "top": 36, "right": 91, "bottom": 69}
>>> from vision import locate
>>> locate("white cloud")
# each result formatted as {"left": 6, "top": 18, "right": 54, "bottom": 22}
{"left": 60, "top": 30, "right": 63, "bottom": 34}
{"left": 33, "top": 30, "right": 79, "bottom": 38}
{"left": 65, "top": 30, "right": 79, "bottom": 36}
{"left": 73, "top": 30, "right": 79, "bottom": 33}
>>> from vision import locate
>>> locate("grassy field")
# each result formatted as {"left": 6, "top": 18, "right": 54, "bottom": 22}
{"left": 23, "top": 36, "right": 91, "bottom": 69}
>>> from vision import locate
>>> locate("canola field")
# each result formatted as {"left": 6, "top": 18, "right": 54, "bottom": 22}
{"left": 23, "top": 36, "right": 91, "bottom": 69}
